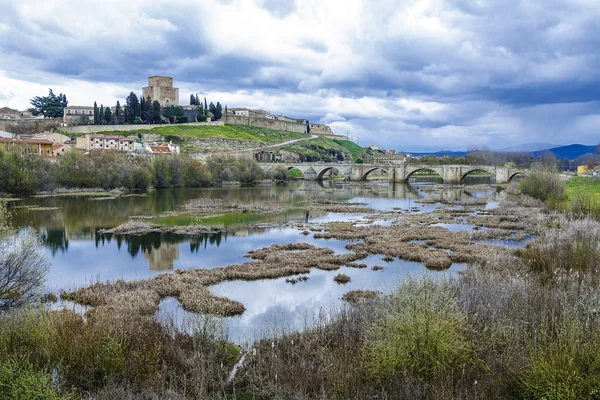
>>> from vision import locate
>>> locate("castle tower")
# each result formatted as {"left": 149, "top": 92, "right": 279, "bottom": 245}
{"left": 142, "top": 76, "right": 179, "bottom": 106}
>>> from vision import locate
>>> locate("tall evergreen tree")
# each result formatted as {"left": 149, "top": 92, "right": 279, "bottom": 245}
{"left": 208, "top": 102, "right": 216, "bottom": 121}
{"left": 93, "top": 102, "right": 99, "bottom": 125}
{"left": 125, "top": 92, "right": 140, "bottom": 123}
{"left": 204, "top": 97, "right": 208, "bottom": 110}
{"left": 115, "top": 101, "right": 122, "bottom": 124}
{"left": 215, "top": 102, "right": 223, "bottom": 120}
{"left": 195, "top": 94, "right": 200, "bottom": 106}
{"left": 99, "top": 105, "right": 105, "bottom": 125}
{"left": 104, "top": 106, "right": 112, "bottom": 124}
{"left": 152, "top": 101, "right": 162, "bottom": 124}
{"left": 190, "top": 94, "right": 195, "bottom": 105}
{"left": 28, "top": 89, "right": 68, "bottom": 118}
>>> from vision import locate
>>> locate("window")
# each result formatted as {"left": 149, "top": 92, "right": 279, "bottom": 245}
{"left": 67, "top": 110, "right": 71, "bottom": 114}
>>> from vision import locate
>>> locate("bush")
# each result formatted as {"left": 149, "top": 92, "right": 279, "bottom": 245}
{"left": 519, "top": 217, "right": 600, "bottom": 282}
{"left": 0, "top": 232, "right": 50, "bottom": 310}
{"left": 175, "top": 116, "right": 188, "bottom": 124}
{"left": 519, "top": 163, "right": 567, "bottom": 205}
{"left": 0, "top": 357, "right": 70, "bottom": 400}
{"left": 362, "top": 277, "right": 477, "bottom": 384}
{"left": 522, "top": 313, "right": 600, "bottom": 400}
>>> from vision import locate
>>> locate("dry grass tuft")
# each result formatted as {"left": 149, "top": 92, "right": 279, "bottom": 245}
{"left": 342, "top": 290, "right": 379, "bottom": 303}
{"left": 334, "top": 273, "right": 351, "bottom": 284}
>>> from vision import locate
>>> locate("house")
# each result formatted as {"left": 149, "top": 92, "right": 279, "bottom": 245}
{"left": 0, "top": 137, "right": 54, "bottom": 156}
{"left": 52, "top": 143, "right": 72, "bottom": 157}
{"left": 145, "top": 141, "right": 180, "bottom": 155}
{"left": 63, "top": 106, "right": 94, "bottom": 124}
{"left": 76, "top": 134, "right": 136, "bottom": 152}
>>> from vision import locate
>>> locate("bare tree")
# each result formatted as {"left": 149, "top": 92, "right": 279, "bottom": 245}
{"left": 0, "top": 202, "right": 49, "bottom": 310}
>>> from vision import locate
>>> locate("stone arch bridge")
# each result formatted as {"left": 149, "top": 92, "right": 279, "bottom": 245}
{"left": 258, "top": 163, "right": 525, "bottom": 184}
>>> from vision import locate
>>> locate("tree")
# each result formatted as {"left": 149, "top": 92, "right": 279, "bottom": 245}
{"left": 195, "top": 94, "right": 200, "bottom": 106}
{"left": 209, "top": 102, "right": 217, "bottom": 120}
{"left": 0, "top": 202, "right": 50, "bottom": 310}
{"left": 93, "top": 102, "right": 99, "bottom": 125}
{"left": 141, "top": 96, "right": 151, "bottom": 123}
{"left": 125, "top": 92, "right": 140, "bottom": 123}
{"left": 99, "top": 105, "right": 105, "bottom": 125}
{"left": 115, "top": 101, "right": 122, "bottom": 124}
{"left": 152, "top": 100, "right": 162, "bottom": 124}
{"left": 104, "top": 105, "right": 112, "bottom": 124}
{"left": 28, "top": 89, "right": 68, "bottom": 118}
{"left": 190, "top": 94, "right": 196, "bottom": 105}
{"left": 163, "top": 105, "right": 184, "bottom": 124}
{"left": 196, "top": 104, "right": 207, "bottom": 122}
{"left": 204, "top": 97, "right": 208, "bottom": 110}
{"left": 215, "top": 102, "right": 223, "bottom": 120}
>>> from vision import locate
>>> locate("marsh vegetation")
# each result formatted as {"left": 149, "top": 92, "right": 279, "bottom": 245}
{"left": 3, "top": 167, "right": 600, "bottom": 398}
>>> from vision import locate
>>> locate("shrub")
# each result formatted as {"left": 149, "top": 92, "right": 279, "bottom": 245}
{"left": 269, "top": 165, "right": 289, "bottom": 181}
{"left": 519, "top": 163, "right": 567, "bottom": 205}
{"left": 0, "top": 357, "right": 70, "bottom": 400}
{"left": 522, "top": 313, "right": 600, "bottom": 400}
{"left": 519, "top": 217, "right": 600, "bottom": 282}
{"left": 0, "top": 232, "right": 50, "bottom": 310}
{"left": 362, "top": 277, "right": 477, "bottom": 384}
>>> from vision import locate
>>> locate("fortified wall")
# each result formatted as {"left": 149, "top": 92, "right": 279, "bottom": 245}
{"left": 0, "top": 118, "right": 63, "bottom": 135}
{"left": 224, "top": 114, "right": 308, "bottom": 134}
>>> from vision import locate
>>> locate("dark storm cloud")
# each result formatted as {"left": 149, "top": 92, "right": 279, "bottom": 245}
{"left": 2, "top": 0, "right": 600, "bottom": 150}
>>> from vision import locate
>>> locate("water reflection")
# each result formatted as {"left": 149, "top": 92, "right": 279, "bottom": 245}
{"left": 10, "top": 181, "right": 498, "bottom": 291}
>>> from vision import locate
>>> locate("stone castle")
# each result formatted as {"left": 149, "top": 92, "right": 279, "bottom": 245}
{"left": 142, "top": 76, "right": 179, "bottom": 106}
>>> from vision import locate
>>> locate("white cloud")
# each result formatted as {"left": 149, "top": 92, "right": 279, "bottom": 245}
{"left": 1, "top": 0, "right": 599, "bottom": 150}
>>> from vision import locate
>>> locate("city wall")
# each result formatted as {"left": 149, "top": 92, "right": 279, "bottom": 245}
{"left": 61, "top": 121, "right": 224, "bottom": 135}
{"left": 0, "top": 118, "right": 63, "bottom": 135}
{"left": 225, "top": 114, "right": 308, "bottom": 134}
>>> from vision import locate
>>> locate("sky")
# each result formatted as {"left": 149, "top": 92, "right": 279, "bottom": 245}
{"left": 1, "top": 0, "right": 599, "bottom": 151}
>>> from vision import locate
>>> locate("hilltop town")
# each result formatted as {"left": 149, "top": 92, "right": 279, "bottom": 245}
{"left": 0, "top": 76, "right": 398, "bottom": 164}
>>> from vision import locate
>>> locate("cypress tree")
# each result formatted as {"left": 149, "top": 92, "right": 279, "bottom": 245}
{"left": 195, "top": 94, "right": 200, "bottom": 106}
{"left": 115, "top": 101, "right": 122, "bottom": 124}
{"left": 104, "top": 106, "right": 112, "bottom": 124}
{"left": 93, "top": 101, "right": 99, "bottom": 125}
{"left": 152, "top": 101, "right": 162, "bottom": 124}
{"left": 99, "top": 105, "right": 104, "bottom": 125}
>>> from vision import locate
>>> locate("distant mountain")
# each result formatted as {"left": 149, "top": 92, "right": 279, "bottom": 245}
{"left": 498, "top": 143, "right": 558, "bottom": 152}
{"left": 531, "top": 144, "right": 597, "bottom": 160}
{"left": 410, "top": 150, "right": 467, "bottom": 157}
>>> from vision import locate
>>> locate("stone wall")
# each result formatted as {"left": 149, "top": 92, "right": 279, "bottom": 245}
{"left": 225, "top": 114, "right": 308, "bottom": 134}
{"left": 0, "top": 118, "right": 63, "bottom": 135}
{"left": 61, "top": 121, "right": 224, "bottom": 135}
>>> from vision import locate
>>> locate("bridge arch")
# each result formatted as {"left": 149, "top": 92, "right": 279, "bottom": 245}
{"left": 316, "top": 166, "right": 344, "bottom": 181}
{"left": 362, "top": 167, "right": 389, "bottom": 180}
{"left": 405, "top": 167, "right": 444, "bottom": 183}
{"left": 460, "top": 168, "right": 495, "bottom": 183}
{"left": 286, "top": 166, "right": 305, "bottom": 179}
{"left": 508, "top": 171, "right": 526, "bottom": 181}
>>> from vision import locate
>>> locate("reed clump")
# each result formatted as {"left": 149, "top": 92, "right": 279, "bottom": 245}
{"left": 343, "top": 290, "right": 379, "bottom": 303}
{"left": 334, "top": 273, "right": 351, "bottom": 284}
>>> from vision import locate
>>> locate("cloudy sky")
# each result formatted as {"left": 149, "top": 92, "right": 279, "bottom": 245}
{"left": 1, "top": 0, "right": 599, "bottom": 151}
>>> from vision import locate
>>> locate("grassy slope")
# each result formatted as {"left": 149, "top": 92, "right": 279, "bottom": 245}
{"left": 567, "top": 176, "right": 600, "bottom": 201}
{"left": 66, "top": 124, "right": 310, "bottom": 145}
{"left": 282, "top": 136, "right": 365, "bottom": 162}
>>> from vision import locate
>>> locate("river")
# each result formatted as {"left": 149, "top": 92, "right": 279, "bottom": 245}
{"left": 9, "top": 177, "right": 497, "bottom": 343}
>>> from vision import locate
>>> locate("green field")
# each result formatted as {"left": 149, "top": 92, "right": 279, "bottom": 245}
{"left": 64, "top": 124, "right": 310, "bottom": 145}
{"left": 282, "top": 136, "right": 365, "bottom": 162}
{"left": 567, "top": 176, "right": 600, "bottom": 200}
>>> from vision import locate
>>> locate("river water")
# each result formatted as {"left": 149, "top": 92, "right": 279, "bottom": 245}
{"left": 9, "top": 178, "right": 497, "bottom": 343}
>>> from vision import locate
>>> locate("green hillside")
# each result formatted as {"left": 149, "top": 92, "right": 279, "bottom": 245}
{"left": 66, "top": 124, "right": 310, "bottom": 145}
{"left": 282, "top": 137, "right": 365, "bottom": 162}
